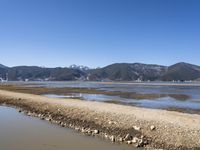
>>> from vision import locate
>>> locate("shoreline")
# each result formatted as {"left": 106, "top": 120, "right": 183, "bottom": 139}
{"left": 0, "top": 84, "right": 197, "bottom": 115}
{"left": 0, "top": 106, "right": 136, "bottom": 150}
{"left": 88, "top": 81, "right": 200, "bottom": 87}
{"left": 0, "top": 89, "right": 200, "bottom": 149}
{"left": 7, "top": 80, "right": 200, "bottom": 87}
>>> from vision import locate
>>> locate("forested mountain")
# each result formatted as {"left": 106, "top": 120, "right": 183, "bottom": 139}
{"left": 0, "top": 62, "right": 200, "bottom": 81}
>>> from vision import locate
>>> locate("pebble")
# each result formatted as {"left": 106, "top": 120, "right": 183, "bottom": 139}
{"left": 138, "top": 139, "right": 144, "bottom": 146}
{"left": 45, "top": 118, "right": 51, "bottom": 121}
{"left": 119, "top": 137, "right": 123, "bottom": 142}
{"left": 132, "top": 137, "right": 139, "bottom": 143}
{"left": 17, "top": 110, "right": 151, "bottom": 148}
{"left": 108, "top": 121, "right": 112, "bottom": 125}
{"left": 124, "top": 134, "right": 132, "bottom": 141}
{"left": 110, "top": 135, "right": 115, "bottom": 142}
{"left": 94, "top": 129, "right": 99, "bottom": 134}
{"left": 104, "top": 134, "right": 109, "bottom": 139}
{"left": 133, "top": 126, "right": 141, "bottom": 131}
{"left": 87, "top": 129, "right": 92, "bottom": 134}
{"left": 75, "top": 128, "right": 79, "bottom": 131}
{"left": 150, "top": 125, "right": 156, "bottom": 131}
{"left": 60, "top": 122, "right": 65, "bottom": 127}
{"left": 27, "top": 112, "right": 31, "bottom": 116}
{"left": 81, "top": 128, "right": 86, "bottom": 133}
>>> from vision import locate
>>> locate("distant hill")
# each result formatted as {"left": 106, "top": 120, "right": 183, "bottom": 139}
{"left": 89, "top": 62, "right": 200, "bottom": 81}
{"left": 0, "top": 64, "right": 8, "bottom": 80}
{"left": 0, "top": 62, "right": 200, "bottom": 81}
{"left": 88, "top": 63, "right": 167, "bottom": 81}
{"left": 7, "top": 66, "right": 86, "bottom": 81}
{"left": 161, "top": 62, "right": 200, "bottom": 81}
{"left": 0, "top": 64, "right": 8, "bottom": 69}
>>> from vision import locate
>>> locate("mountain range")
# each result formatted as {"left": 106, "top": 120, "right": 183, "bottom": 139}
{"left": 0, "top": 62, "right": 200, "bottom": 81}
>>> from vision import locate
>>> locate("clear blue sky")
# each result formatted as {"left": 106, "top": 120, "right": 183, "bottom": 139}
{"left": 0, "top": 0, "right": 200, "bottom": 68}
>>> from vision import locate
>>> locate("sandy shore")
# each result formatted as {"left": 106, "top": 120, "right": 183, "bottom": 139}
{"left": 0, "top": 89, "right": 200, "bottom": 150}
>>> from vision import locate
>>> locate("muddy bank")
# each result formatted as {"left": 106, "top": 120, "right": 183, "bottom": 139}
{"left": 0, "top": 90, "right": 200, "bottom": 150}
{"left": 0, "top": 84, "right": 190, "bottom": 100}
{"left": 1, "top": 84, "right": 198, "bottom": 115}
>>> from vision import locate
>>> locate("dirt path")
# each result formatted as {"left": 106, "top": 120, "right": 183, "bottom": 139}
{"left": 0, "top": 89, "right": 199, "bottom": 150}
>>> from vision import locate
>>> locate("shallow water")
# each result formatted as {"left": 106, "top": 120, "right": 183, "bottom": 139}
{"left": 0, "top": 106, "right": 138, "bottom": 150}
{"left": 12, "top": 81, "right": 200, "bottom": 99}
{"left": 6, "top": 81, "right": 200, "bottom": 114}
{"left": 44, "top": 93, "right": 200, "bottom": 114}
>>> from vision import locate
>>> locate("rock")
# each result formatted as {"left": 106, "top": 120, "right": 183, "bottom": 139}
{"left": 27, "top": 112, "right": 31, "bottom": 116}
{"left": 150, "top": 125, "right": 156, "bottom": 131}
{"left": 60, "top": 122, "right": 65, "bottom": 127}
{"left": 93, "top": 129, "right": 99, "bottom": 134}
{"left": 45, "top": 117, "right": 51, "bottom": 121}
{"left": 110, "top": 136, "right": 115, "bottom": 142}
{"left": 119, "top": 137, "right": 123, "bottom": 142}
{"left": 50, "top": 119, "right": 55, "bottom": 123}
{"left": 124, "top": 134, "right": 132, "bottom": 141}
{"left": 135, "top": 143, "right": 140, "bottom": 147}
{"left": 19, "top": 110, "right": 22, "bottom": 113}
{"left": 127, "top": 141, "right": 132, "bottom": 144}
{"left": 75, "top": 127, "right": 79, "bottom": 131}
{"left": 132, "top": 137, "right": 139, "bottom": 143}
{"left": 138, "top": 139, "right": 144, "bottom": 147}
{"left": 87, "top": 129, "right": 92, "bottom": 134}
{"left": 81, "top": 128, "right": 86, "bottom": 133}
{"left": 133, "top": 126, "right": 141, "bottom": 131}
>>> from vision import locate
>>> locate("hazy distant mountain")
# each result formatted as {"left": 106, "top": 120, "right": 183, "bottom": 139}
{"left": 0, "top": 64, "right": 8, "bottom": 68}
{"left": 0, "top": 62, "right": 200, "bottom": 81}
{"left": 7, "top": 66, "right": 86, "bottom": 81}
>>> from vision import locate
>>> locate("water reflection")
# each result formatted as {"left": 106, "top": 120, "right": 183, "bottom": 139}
{"left": 44, "top": 93, "right": 200, "bottom": 114}
{"left": 6, "top": 81, "right": 200, "bottom": 114}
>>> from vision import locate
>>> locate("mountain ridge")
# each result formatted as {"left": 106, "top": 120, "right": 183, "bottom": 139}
{"left": 0, "top": 62, "right": 200, "bottom": 81}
